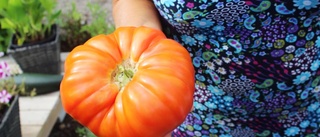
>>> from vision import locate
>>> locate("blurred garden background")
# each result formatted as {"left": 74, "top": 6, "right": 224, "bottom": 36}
{"left": 0, "top": 0, "right": 115, "bottom": 137}
{"left": 57, "top": 0, "right": 114, "bottom": 52}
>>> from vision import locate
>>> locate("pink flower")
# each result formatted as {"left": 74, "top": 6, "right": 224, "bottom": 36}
{"left": 0, "top": 61, "right": 10, "bottom": 78}
{"left": 205, "top": 44, "right": 211, "bottom": 49}
{"left": 0, "top": 90, "right": 12, "bottom": 104}
{"left": 186, "top": 2, "right": 194, "bottom": 8}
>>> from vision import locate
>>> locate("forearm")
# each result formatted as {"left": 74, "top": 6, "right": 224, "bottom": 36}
{"left": 112, "top": 0, "right": 162, "bottom": 30}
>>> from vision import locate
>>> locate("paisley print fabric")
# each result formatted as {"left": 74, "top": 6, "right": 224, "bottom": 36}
{"left": 152, "top": 0, "right": 320, "bottom": 136}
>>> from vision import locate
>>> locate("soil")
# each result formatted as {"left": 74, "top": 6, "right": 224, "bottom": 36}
{"left": 0, "top": 97, "right": 13, "bottom": 125}
{"left": 49, "top": 114, "right": 85, "bottom": 137}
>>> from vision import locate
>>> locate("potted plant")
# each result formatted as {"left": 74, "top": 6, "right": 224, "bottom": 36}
{"left": 0, "top": 0, "right": 62, "bottom": 74}
{"left": 58, "top": 2, "right": 91, "bottom": 52}
{"left": 58, "top": 1, "right": 114, "bottom": 52}
{"left": 0, "top": 60, "right": 35, "bottom": 137}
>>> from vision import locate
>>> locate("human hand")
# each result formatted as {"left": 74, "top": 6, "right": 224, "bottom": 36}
{"left": 113, "top": 0, "right": 162, "bottom": 30}
{"left": 164, "top": 131, "right": 172, "bottom": 137}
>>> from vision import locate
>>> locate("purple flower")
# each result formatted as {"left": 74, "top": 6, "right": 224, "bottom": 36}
{"left": 0, "top": 61, "right": 10, "bottom": 78}
{"left": 177, "top": 0, "right": 185, "bottom": 4}
{"left": 259, "top": 13, "right": 266, "bottom": 19}
{"left": 287, "top": 25, "right": 299, "bottom": 33}
{"left": 199, "top": 4, "right": 208, "bottom": 9}
{"left": 271, "top": 49, "right": 285, "bottom": 57}
{"left": 216, "top": 2, "right": 224, "bottom": 8}
{"left": 0, "top": 90, "right": 12, "bottom": 104}
{"left": 286, "top": 98, "right": 296, "bottom": 104}
{"left": 296, "top": 39, "right": 306, "bottom": 47}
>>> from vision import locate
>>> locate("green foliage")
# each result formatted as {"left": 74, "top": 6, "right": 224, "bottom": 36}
{"left": 80, "top": 3, "right": 115, "bottom": 36}
{"left": 0, "top": 14, "right": 12, "bottom": 55}
{"left": 0, "top": 77, "right": 36, "bottom": 97}
{"left": 58, "top": 1, "right": 114, "bottom": 52}
{"left": 0, "top": 28, "right": 12, "bottom": 55}
{"left": 75, "top": 127, "right": 97, "bottom": 137}
{"left": 0, "top": 0, "right": 61, "bottom": 46}
{"left": 0, "top": 77, "right": 36, "bottom": 110}
{"left": 57, "top": 2, "right": 91, "bottom": 52}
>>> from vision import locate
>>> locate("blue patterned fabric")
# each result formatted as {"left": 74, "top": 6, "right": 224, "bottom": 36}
{"left": 152, "top": 0, "right": 320, "bottom": 136}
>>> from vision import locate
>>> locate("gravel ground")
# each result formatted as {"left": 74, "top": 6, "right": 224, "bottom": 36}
{"left": 57, "top": 0, "right": 114, "bottom": 24}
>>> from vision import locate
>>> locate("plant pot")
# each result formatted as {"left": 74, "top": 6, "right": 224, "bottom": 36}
{"left": 12, "top": 73, "right": 63, "bottom": 95}
{"left": 0, "top": 96, "right": 21, "bottom": 137}
{"left": 7, "top": 24, "right": 61, "bottom": 74}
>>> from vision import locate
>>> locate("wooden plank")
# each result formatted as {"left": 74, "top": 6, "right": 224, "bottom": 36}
{"left": 21, "top": 125, "right": 41, "bottom": 137}
{"left": 19, "top": 94, "right": 58, "bottom": 111}
{"left": 19, "top": 91, "right": 63, "bottom": 137}
{"left": 20, "top": 111, "right": 50, "bottom": 125}
{"left": 37, "top": 97, "right": 63, "bottom": 137}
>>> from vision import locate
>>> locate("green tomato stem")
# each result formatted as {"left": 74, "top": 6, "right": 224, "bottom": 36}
{"left": 113, "top": 60, "right": 136, "bottom": 90}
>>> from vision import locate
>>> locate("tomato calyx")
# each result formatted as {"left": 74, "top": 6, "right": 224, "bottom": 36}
{"left": 113, "top": 59, "right": 136, "bottom": 90}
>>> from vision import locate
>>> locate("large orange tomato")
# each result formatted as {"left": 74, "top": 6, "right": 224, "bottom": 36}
{"left": 60, "top": 26, "right": 195, "bottom": 137}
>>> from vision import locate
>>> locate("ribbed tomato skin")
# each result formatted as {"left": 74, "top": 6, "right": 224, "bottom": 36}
{"left": 60, "top": 26, "right": 195, "bottom": 137}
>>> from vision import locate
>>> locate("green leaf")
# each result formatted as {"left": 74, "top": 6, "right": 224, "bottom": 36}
{"left": 0, "top": 0, "right": 60, "bottom": 45}
{"left": 49, "top": 10, "right": 62, "bottom": 23}
{"left": 8, "top": 0, "right": 23, "bottom": 7}
{"left": 0, "top": 0, "right": 8, "bottom": 9}
{"left": 0, "top": 18, "right": 16, "bottom": 30}
{"left": 71, "top": 2, "right": 81, "bottom": 21}
{"left": 29, "top": 15, "right": 41, "bottom": 31}
{"left": 39, "top": 0, "right": 56, "bottom": 13}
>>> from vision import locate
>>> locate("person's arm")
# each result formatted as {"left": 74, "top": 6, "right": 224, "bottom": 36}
{"left": 112, "top": 0, "right": 162, "bottom": 30}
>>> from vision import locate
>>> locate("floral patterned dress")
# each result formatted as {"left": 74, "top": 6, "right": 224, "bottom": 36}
{"left": 152, "top": 0, "right": 320, "bottom": 136}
